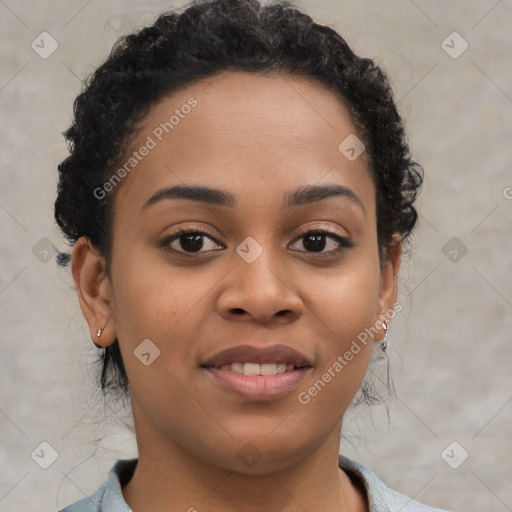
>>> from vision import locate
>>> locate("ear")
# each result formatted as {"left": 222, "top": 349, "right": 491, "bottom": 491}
{"left": 375, "top": 235, "right": 402, "bottom": 341}
{"left": 71, "top": 236, "right": 116, "bottom": 348}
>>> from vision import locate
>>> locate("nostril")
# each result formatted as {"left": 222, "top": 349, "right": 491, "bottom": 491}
{"left": 232, "top": 308, "right": 245, "bottom": 315}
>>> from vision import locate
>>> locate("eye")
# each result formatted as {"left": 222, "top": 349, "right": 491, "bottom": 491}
{"left": 159, "top": 226, "right": 224, "bottom": 255}
{"left": 159, "top": 226, "right": 354, "bottom": 257}
{"left": 289, "top": 229, "right": 354, "bottom": 255}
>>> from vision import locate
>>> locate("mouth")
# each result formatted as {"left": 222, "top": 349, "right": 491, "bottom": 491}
{"left": 201, "top": 344, "right": 313, "bottom": 401}
{"left": 213, "top": 362, "right": 304, "bottom": 375}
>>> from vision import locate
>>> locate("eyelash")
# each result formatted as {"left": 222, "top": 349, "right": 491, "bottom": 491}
{"left": 158, "top": 225, "right": 354, "bottom": 257}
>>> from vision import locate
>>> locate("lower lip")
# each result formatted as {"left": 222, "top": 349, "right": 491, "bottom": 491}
{"left": 205, "top": 367, "right": 311, "bottom": 401}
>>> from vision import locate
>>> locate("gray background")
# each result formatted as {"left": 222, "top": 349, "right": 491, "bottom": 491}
{"left": 1, "top": 0, "right": 511, "bottom": 511}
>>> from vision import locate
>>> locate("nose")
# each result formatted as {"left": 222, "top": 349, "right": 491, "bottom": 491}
{"left": 216, "top": 245, "right": 304, "bottom": 325}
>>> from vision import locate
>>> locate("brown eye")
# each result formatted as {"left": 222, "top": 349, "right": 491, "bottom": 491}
{"left": 159, "top": 228, "right": 224, "bottom": 254}
{"left": 174, "top": 233, "right": 208, "bottom": 253}
{"left": 290, "top": 230, "right": 354, "bottom": 255}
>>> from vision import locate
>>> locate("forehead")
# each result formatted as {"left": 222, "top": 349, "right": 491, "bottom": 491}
{"left": 113, "top": 71, "right": 375, "bottom": 214}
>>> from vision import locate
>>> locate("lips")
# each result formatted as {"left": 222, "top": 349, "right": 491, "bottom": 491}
{"left": 201, "top": 344, "right": 313, "bottom": 401}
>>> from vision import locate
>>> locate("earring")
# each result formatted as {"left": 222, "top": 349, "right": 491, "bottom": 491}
{"left": 379, "top": 320, "right": 388, "bottom": 352}
{"left": 93, "top": 327, "right": 104, "bottom": 349}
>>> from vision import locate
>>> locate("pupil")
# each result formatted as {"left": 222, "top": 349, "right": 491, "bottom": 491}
{"left": 181, "top": 234, "right": 204, "bottom": 252}
{"left": 304, "top": 234, "right": 325, "bottom": 252}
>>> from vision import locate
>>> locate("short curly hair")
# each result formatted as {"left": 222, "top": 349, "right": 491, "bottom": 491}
{"left": 54, "top": 0, "right": 423, "bottom": 400}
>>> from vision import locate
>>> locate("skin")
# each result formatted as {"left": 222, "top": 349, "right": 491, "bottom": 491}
{"left": 72, "top": 71, "right": 402, "bottom": 512}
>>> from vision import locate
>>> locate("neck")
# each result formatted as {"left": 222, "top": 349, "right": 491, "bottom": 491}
{"left": 122, "top": 417, "right": 368, "bottom": 512}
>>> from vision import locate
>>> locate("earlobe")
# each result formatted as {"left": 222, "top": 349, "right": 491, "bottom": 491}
{"left": 71, "top": 237, "right": 116, "bottom": 348}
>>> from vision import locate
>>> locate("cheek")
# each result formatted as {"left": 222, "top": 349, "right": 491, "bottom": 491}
{"left": 111, "top": 253, "right": 209, "bottom": 338}
{"left": 109, "top": 252, "right": 225, "bottom": 393}
{"left": 311, "top": 256, "right": 382, "bottom": 342}
{"left": 109, "top": 258, "right": 211, "bottom": 422}
{"left": 300, "top": 258, "right": 381, "bottom": 401}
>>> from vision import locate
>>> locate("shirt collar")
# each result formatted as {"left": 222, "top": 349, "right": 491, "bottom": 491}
{"left": 101, "top": 458, "right": 137, "bottom": 511}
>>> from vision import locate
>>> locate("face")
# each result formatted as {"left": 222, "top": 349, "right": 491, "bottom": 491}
{"left": 74, "top": 71, "right": 400, "bottom": 475}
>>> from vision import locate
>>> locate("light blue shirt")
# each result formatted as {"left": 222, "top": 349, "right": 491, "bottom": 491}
{"left": 57, "top": 455, "right": 451, "bottom": 511}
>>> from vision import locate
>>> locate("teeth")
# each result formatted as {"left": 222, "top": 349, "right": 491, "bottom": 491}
{"left": 260, "top": 363, "right": 277, "bottom": 375}
{"left": 243, "top": 362, "right": 260, "bottom": 376}
{"left": 277, "top": 363, "right": 287, "bottom": 373}
{"left": 218, "top": 362, "right": 298, "bottom": 375}
{"left": 231, "top": 362, "right": 244, "bottom": 374}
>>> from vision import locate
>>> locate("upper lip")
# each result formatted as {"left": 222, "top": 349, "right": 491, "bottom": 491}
{"left": 202, "top": 344, "right": 312, "bottom": 368}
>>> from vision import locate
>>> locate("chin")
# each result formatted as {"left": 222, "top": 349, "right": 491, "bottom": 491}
{"left": 195, "top": 431, "right": 320, "bottom": 476}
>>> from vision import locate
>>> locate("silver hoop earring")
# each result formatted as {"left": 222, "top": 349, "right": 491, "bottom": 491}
{"left": 379, "top": 320, "right": 388, "bottom": 352}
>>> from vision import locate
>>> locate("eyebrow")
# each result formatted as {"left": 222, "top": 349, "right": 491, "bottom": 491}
{"left": 141, "top": 183, "right": 364, "bottom": 213}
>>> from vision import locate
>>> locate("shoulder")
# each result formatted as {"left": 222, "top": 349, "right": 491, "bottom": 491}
{"left": 338, "top": 455, "right": 452, "bottom": 512}
{"left": 57, "top": 459, "right": 137, "bottom": 512}
{"left": 57, "top": 481, "right": 107, "bottom": 512}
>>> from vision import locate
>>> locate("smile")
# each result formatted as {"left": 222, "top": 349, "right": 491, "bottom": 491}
{"left": 201, "top": 343, "right": 313, "bottom": 401}
{"left": 218, "top": 362, "right": 298, "bottom": 375}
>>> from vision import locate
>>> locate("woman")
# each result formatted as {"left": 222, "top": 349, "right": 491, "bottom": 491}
{"left": 54, "top": 0, "right": 450, "bottom": 510}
